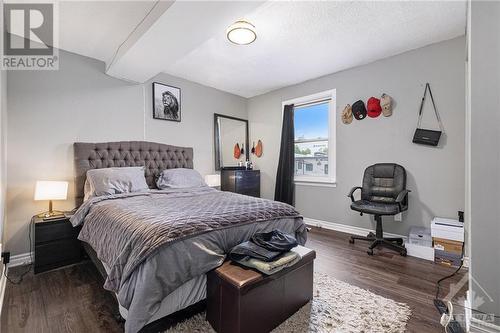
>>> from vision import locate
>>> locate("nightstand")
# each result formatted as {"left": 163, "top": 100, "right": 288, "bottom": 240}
{"left": 34, "top": 215, "right": 83, "bottom": 274}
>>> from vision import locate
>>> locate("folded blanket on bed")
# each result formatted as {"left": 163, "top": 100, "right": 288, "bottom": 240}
{"left": 234, "top": 250, "right": 301, "bottom": 275}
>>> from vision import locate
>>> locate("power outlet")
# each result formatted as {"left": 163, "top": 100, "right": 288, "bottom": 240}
{"left": 1, "top": 251, "right": 10, "bottom": 265}
{"left": 394, "top": 213, "right": 403, "bottom": 221}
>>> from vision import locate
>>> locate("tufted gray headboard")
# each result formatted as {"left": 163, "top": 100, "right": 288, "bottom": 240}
{"left": 74, "top": 141, "right": 194, "bottom": 205}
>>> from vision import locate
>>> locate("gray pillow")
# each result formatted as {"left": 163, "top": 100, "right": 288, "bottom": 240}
{"left": 85, "top": 167, "right": 149, "bottom": 199}
{"left": 156, "top": 168, "right": 206, "bottom": 189}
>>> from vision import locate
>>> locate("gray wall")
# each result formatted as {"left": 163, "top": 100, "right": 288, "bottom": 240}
{"left": 470, "top": 1, "right": 500, "bottom": 324}
{"left": 6, "top": 50, "right": 247, "bottom": 256}
{"left": 0, "top": 0, "right": 6, "bottom": 280}
{"left": 248, "top": 37, "right": 466, "bottom": 236}
{"left": 0, "top": 49, "right": 6, "bottom": 274}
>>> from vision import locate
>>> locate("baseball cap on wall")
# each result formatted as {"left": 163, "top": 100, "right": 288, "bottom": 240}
{"left": 341, "top": 104, "right": 353, "bottom": 124}
{"left": 380, "top": 93, "right": 393, "bottom": 117}
{"left": 367, "top": 97, "right": 382, "bottom": 118}
{"left": 352, "top": 100, "right": 367, "bottom": 120}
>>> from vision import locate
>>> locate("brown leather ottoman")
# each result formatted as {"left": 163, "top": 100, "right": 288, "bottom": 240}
{"left": 206, "top": 246, "right": 315, "bottom": 333}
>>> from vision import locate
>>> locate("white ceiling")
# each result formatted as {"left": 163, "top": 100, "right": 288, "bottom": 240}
{"left": 56, "top": 1, "right": 466, "bottom": 98}
{"left": 105, "top": 1, "right": 265, "bottom": 82}
{"left": 58, "top": 1, "right": 159, "bottom": 63}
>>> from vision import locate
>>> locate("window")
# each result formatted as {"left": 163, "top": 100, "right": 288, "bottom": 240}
{"left": 284, "top": 89, "right": 336, "bottom": 185}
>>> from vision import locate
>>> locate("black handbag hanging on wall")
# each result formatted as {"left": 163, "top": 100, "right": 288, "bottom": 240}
{"left": 412, "top": 83, "right": 444, "bottom": 146}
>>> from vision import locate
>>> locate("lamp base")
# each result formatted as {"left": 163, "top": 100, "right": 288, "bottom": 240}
{"left": 36, "top": 210, "right": 65, "bottom": 219}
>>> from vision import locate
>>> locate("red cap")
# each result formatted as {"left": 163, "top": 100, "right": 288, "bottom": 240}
{"left": 367, "top": 97, "right": 382, "bottom": 118}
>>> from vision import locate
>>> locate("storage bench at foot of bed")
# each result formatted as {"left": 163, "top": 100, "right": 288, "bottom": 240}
{"left": 206, "top": 246, "right": 315, "bottom": 333}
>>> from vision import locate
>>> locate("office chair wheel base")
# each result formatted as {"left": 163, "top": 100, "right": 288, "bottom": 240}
{"left": 367, "top": 249, "right": 374, "bottom": 256}
{"left": 400, "top": 249, "right": 407, "bottom": 257}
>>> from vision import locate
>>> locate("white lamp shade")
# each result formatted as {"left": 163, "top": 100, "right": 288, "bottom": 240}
{"left": 34, "top": 181, "right": 68, "bottom": 201}
{"left": 205, "top": 174, "right": 221, "bottom": 187}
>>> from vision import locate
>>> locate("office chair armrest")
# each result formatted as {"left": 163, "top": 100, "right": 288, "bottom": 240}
{"left": 395, "top": 189, "right": 410, "bottom": 203}
{"left": 395, "top": 189, "right": 411, "bottom": 210}
{"left": 348, "top": 187, "right": 362, "bottom": 202}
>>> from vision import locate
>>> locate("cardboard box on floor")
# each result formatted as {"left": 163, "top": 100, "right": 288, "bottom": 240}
{"left": 434, "top": 249, "right": 462, "bottom": 268}
{"left": 431, "top": 217, "right": 464, "bottom": 267}
{"left": 433, "top": 237, "right": 463, "bottom": 255}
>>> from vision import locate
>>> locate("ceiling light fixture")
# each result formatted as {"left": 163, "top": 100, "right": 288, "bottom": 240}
{"left": 226, "top": 20, "right": 256, "bottom": 45}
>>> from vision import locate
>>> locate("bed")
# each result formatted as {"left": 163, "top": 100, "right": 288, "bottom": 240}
{"left": 72, "top": 141, "right": 307, "bottom": 333}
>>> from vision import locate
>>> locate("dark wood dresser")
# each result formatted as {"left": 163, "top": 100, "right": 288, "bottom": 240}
{"left": 34, "top": 215, "right": 83, "bottom": 274}
{"left": 221, "top": 169, "right": 260, "bottom": 197}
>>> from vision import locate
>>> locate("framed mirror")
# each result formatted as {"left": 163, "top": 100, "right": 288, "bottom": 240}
{"left": 214, "top": 113, "right": 249, "bottom": 170}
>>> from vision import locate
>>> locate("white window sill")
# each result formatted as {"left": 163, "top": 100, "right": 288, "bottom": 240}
{"left": 294, "top": 180, "right": 337, "bottom": 188}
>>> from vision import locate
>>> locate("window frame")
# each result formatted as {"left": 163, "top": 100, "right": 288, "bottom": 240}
{"left": 282, "top": 89, "right": 336, "bottom": 187}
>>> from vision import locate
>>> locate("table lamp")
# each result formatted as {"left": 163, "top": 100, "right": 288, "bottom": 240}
{"left": 205, "top": 174, "right": 221, "bottom": 188}
{"left": 34, "top": 181, "right": 68, "bottom": 218}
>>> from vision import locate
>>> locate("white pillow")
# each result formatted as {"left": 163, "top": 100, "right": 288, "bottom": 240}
{"left": 85, "top": 167, "right": 149, "bottom": 199}
{"left": 156, "top": 168, "right": 206, "bottom": 189}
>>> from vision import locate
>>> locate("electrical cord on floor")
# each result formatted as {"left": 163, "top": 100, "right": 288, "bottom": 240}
{"left": 4, "top": 219, "right": 34, "bottom": 285}
{"left": 433, "top": 246, "right": 465, "bottom": 333}
{"left": 433, "top": 252, "right": 500, "bottom": 330}
{"left": 433, "top": 246, "right": 500, "bottom": 320}
{"left": 435, "top": 260, "right": 464, "bottom": 300}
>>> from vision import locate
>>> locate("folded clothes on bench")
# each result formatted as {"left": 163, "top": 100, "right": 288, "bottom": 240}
{"left": 234, "top": 250, "right": 301, "bottom": 275}
{"left": 229, "top": 230, "right": 299, "bottom": 262}
{"left": 251, "top": 230, "right": 299, "bottom": 252}
{"left": 229, "top": 240, "right": 283, "bottom": 262}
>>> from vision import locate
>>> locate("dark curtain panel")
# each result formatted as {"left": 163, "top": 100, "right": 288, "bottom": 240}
{"left": 274, "top": 104, "right": 295, "bottom": 205}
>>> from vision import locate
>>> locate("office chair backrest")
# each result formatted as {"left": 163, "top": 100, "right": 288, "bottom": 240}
{"left": 361, "top": 163, "right": 406, "bottom": 204}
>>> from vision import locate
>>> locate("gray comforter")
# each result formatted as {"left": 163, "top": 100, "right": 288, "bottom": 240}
{"left": 71, "top": 187, "right": 306, "bottom": 332}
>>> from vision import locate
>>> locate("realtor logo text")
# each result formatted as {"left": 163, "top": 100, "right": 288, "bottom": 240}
{"left": 2, "top": 3, "right": 59, "bottom": 70}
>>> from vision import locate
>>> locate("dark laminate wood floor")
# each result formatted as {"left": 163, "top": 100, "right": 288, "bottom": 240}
{"left": 1, "top": 228, "right": 466, "bottom": 333}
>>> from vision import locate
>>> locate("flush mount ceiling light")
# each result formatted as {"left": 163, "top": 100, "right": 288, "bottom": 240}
{"left": 226, "top": 20, "right": 256, "bottom": 45}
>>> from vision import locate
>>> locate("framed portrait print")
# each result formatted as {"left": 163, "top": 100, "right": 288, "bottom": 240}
{"left": 153, "top": 82, "right": 181, "bottom": 122}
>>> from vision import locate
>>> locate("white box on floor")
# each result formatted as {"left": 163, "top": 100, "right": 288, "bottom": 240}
{"left": 408, "top": 227, "right": 432, "bottom": 247}
{"left": 406, "top": 243, "right": 435, "bottom": 261}
{"left": 431, "top": 217, "right": 464, "bottom": 242}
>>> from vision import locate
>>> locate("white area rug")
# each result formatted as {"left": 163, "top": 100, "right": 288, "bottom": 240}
{"left": 165, "top": 272, "right": 411, "bottom": 333}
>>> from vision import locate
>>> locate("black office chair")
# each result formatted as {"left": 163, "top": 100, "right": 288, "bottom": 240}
{"left": 348, "top": 163, "right": 410, "bottom": 256}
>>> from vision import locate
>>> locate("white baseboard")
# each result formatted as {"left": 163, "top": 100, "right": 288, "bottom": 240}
{"left": 305, "top": 217, "right": 470, "bottom": 265}
{"left": 302, "top": 217, "right": 441, "bottom": 259}
{"left": 466, "top": 291, "right": 472, "bottom": 332}
{"left": 9, "top": 252, "right": 33, "bottom": 267}
{"left": 304, "top": 217, "right": 407, "bottom": 240}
